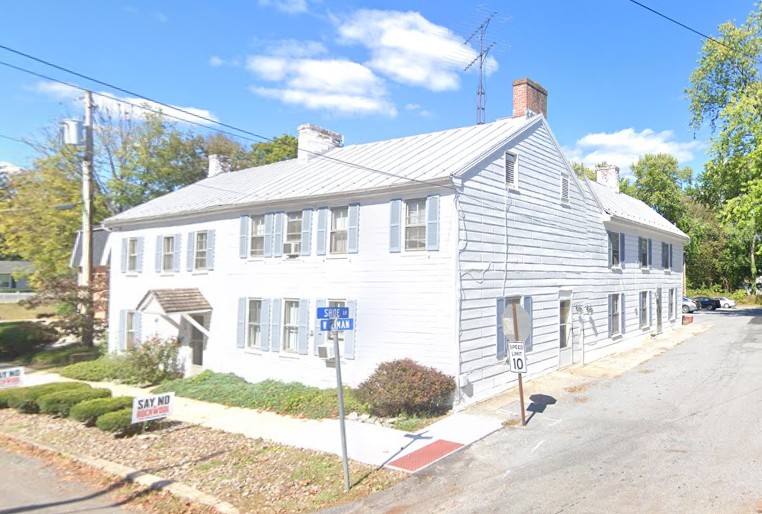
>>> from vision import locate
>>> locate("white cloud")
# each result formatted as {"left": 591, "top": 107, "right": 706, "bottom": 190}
{"left": 565, "top": 128, "right": 703, "bottom": 176}
{"left": 252, "top": 87, "right": 396, "bottom": 116}
{"left": 209, "top": 55, "right": 224, "bottom": 67}
{"left": 404, "top": 103, "right": 431, "bottom": 117}
{"left": 258, "top": 0, "right": 309, "bottom": 14}
{"left": 152, "top": 12, "right": 169, "bottom": 23}
{"left": 267, "top": 39, "right": 327, "bottom": 58}
{"left": 0, "top": 161, "right": 22, "bottom": 175}
{"left": 336, "top": 10, "right": 497, "bottom": 92}
{"left": 34, "top": 81, "right": 218, "bottom": 125}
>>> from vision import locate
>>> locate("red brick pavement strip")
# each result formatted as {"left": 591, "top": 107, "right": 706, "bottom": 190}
{"left": 387, "top": 439, "right": 464, "bottom": 473}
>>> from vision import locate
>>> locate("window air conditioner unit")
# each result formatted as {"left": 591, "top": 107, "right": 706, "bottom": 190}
{"left": 283, "top": 242, "right": 300, "bottom": 257}
{"left": 317, "top": 345, "right": 335, "bottom": 360}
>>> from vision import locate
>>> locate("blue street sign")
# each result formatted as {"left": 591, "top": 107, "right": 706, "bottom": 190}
{"left": 320, "top": 318, "right": 354, "bottom": 331}
{"left": 317, "top": 307, "right": 350, "bottom": 319}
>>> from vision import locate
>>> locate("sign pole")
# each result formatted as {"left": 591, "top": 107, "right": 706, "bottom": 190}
{"left": 512, "top": 304, "right": 526, "bottom": 427}
{"left": 333, "top": 317, "right": 351, "bottom": 492}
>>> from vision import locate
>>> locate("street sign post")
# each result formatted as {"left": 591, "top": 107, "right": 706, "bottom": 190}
{"left": 317, "top": 307, "right": 350, "bottom": 319}
{"left": 502, "top": 302, "right": 530, "bottom": 426}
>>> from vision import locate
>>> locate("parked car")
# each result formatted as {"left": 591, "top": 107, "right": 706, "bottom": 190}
{"left": 717, "top": 296, "right": 736, "bottom": 309}
{"left": 693, "top": 296, "right": 721, "bottom": 311}
{"left": 681, "top": 297, "right": 697, "bottom": 313}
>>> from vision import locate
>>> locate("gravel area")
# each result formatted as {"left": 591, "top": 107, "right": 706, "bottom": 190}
{"left": 0, "top": 409, "right": 404, "bottom": 513}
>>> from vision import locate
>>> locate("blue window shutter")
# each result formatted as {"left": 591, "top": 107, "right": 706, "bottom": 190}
{"left": 270, "top": 298, "right": 282, "bottom": 352}
{"left": 155, "top": 235, "right": 162, "bottom": 272}
{"left": 669, "top": 244, "right": 673, "bottom": 269}
{"left": 607, "top": 232, "right": 613, "bottom": 268}
{"left": 120, "top": 239, "right": 128, "bottom": 273}
{"left": 345, "top": 300, "right": 357, "bottom": 359}
{"left": 316, "top": 208, "right": 327, "bottom": 256}
{"left": 301, "top": 209, "right": 312, "bottom": 256}
{"left": 237, "top": 298, "right": 246, "bottom": 348}
{"left": 619, "top": 233, "right": 625, "bottom": 268}
{"left": 621, "top": 293, "right": 626, "bottom": 334}
{"left": 239, "top": 216, "right": 249, "bottom": 259}
{"left": 314, "top": 299, "right": 326, "bottom": 355}
{"left": 187, "top": 232, "right": 195, "bottom": 271}
{"left": 523, "top": 296, "right": 533, "bottom": 352}
{"left": 173, "top": 234, "right": 181, "bottom": 272}
{"left": 389, "top": 199, "right": 402, "bottom": 253}
{"left": 273, "top": 213, "right": 283, "bottom": 258}
{"left": 261, "top": 299, "right": 271, "bottom": 351}
{"left": 426, "top": 195, "right": 440, "bottom": 251}
{"left": 118, "top": 310, "right": 126, "bottom": 351}
{"left": 136, "top": 237, "right": 144, "bottom": 273}
{"left": 348, "top": 204, "right": 360, "bottom": 254}
{"left": 298, "top": 299, "right": 309, "bottom": 355}
{"left": 134, "top": 311, "right": 142, "bottom": 344}
{"left": 264, "top": 213, "right": 274, "bottom": 258}
{"left": 496, "top": 297, "right": 506, "bottom": 359}
{"left": 207, "top": 230, "right": 216, "bottom": 270}
{"left": 608, "top": 295, "right": 613, "bottom": 336}
{"left": 648, "top": 239, "right": 653, "bottom": 267}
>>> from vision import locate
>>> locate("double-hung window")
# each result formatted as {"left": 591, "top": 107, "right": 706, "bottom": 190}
{"left": 194, "top": 231, "right": 208, "bottom": 270}
{"left": 284, "top": 212, "right": 302, "bottom": 255}
{"left": 125, "top": 311, "right": 137, "bottom": 349}
{"left": 249, "top": 215, "right": 265, "bottom": 257}
{"left": 405, "top": 199, "right": 426, "bottom": 251}
{"left": 668, "top": 288, "right": 675, "bottom": 319}
{"left": 161, "top": 236, "right": 175, "bottom": 272}
{"left": 609, "top": 293, "right": 622, "bottom": 336}
{"left": 126, "top": 238, "right": 139, "bottom": 272}
{"left": 608, "top": 231, "right": 622, "bottom": 268}
{"left": 282, "top": 300, "right": 300, "bottom": 352}
{"left": 639, "top": 237, "right": 651, "bottom": 269}
{"left": 639, "top": 291, "right": 649, "bottom": 328}
{"left": 247, "top": 299, "right": 263, "bottom": 349}
{"left": 662, "top": 242, "right": 672, "bottom": 270}
{"left": 330, "top": 207, "right": 348, "bottom": 254}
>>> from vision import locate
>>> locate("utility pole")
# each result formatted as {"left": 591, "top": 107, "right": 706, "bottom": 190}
{"left": 81, "top": 90, "right": 94, "bottom": 347}
{"left": 464, "top": 12, "right": 496, "bottom": 125}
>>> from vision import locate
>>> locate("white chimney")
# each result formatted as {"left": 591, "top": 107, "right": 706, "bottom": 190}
{"left": 298, "top": 124, "right": 343, "bottom": 161}
{"left": 596, "top": 165, "right": 620, "bottom": 192}
{"left": 208, "top": 154, "right": 232, "bottom": 177}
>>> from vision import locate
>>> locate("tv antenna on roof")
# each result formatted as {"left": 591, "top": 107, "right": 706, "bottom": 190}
{"left": 464, "top": 11, "right": 497, "bottom": 125}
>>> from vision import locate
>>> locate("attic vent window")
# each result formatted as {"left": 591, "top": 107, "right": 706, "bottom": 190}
{"left": 561, "top": 175, "right": 570, "bottom": 202}
{"left": 505, "top": 151, "right": 518, "bottom": 189}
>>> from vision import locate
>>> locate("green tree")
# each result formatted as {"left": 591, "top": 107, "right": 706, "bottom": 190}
{"left": 628, "top": 154, "right": 692, "bottom": 225}
{"left": 250, "top": 134, "right": 297, "bottom": 165}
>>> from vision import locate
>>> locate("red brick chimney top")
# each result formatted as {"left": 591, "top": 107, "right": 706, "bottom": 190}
{"left": 512, "top": 78, "right": 548, "bottom": 119}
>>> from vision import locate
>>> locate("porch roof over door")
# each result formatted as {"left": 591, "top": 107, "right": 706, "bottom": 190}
{"left": 137, "top": 288, "right": 212, "bottom": 314}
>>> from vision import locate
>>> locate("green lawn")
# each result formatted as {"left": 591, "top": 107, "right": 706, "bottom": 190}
{"left": 0, "top": 303, "right": 56, "bottom": 322}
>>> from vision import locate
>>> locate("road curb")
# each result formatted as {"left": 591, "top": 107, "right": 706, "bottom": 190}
{"left": 0, "top": 431, "right": 239, "bottom": 514}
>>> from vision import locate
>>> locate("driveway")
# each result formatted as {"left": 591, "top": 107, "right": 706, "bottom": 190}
{"left": 330, "top": 307, "right": 762, "bottom": 513}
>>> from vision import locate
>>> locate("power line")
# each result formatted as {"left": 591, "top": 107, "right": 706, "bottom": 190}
{"left": 0, "top": 133, "right": 28, "bottom": 145}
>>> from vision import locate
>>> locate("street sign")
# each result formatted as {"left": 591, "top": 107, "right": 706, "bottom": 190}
{"left": 317, "top": 307, "right": 350, "bottom": 319}
{"left": 508, "top": 342, "right": 526, "bottom": 374}
{"left": 0, "top": 367, "right": 23, "bottom": 388}
{"left": 320, "top": 318, "right": 354, "bottom": 331}
{"left": 502, "top": 303, "right": 531, "bottom": 343}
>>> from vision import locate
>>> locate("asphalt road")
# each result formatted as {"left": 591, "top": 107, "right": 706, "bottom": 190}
{"left": 334, "top": 307, "right": 762, "bottom": 514}
{"left": 0, "top": 448, "right": 140, "bottom": 514}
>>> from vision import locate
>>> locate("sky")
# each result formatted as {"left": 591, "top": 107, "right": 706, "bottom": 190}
{"left": 0, "top": 0, "right": 757, "bottom": 179}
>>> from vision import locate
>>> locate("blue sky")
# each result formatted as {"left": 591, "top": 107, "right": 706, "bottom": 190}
{"left": 0, "top": 1, "right": 756, "bottom": 178}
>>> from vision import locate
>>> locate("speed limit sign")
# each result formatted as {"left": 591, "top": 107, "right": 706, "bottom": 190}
{"left": 508, "top": 342, "right": 526, "bottom": 373}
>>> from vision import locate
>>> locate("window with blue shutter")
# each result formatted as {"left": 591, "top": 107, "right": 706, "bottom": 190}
{"left": 187, "top": 232, "right": 195, "bottom": 272}
{"left": 316, "top": 208, "right": 328, "bottom": 256}
{"left": 207, "top": 230, "right": 216, "bottom": 270}
{"left": 314, "top": 299, "right": 326, "bottom": 355}
{"left": 118, "top": 310, "right": 126, "bottom": 350}
{"left": 155, "top": 235, "right": 162, "bottom": 272}
{"left": 237, "top": 298, "right": 246, "bottom": 348}
{"left": 496, "top": 297, "right": 506, "bottom": 359}
{"left": 619, "top": 234, "right": 625, "bottom": 268}
{"left": 134, "top": 311, "right": 142, "bottom": 344}
{"left": 120, "top": 239, "right": 128, "bottom": 273}
{"left": 260, "top": 299, "right": 271, "bottom": 351}
{"left": 647, "top": 238, "right": 653, "bottom": 267}
{"left": 173, "top": 234, "right": 181, "bottom": 272}
{"left": 273, "top": 213, "right": 284, "bottom": 258}
{"left": 389, "top": 199, "right": 402, "bottom": 253}
{"left": 270, "top": 298, "right": 282, "bottom": 352}
{"left": 426, "top": 195, "right": 439, "bottom": 251}
{"left": 298, "top": 299, "right": 309, "bottom": 355}
{"left": 347, "top": 204, "right": 359, "bottom": 254}
{"left": 264, "top": 213, "right": 274, "bottom": 257}
{"left": 136, "top": 237, "right": 144, "bottom": 273}
{"left": 345, "top": 300, "right": 357, "bottom": 359}
{"left": 301, "top": 209, "right": 312, "bottom": 256}
{"left": 620, "top": 293, "right": 626, "bottom": 334}
{"left": 239, "top": 216, "right": 249, "bottom": 259}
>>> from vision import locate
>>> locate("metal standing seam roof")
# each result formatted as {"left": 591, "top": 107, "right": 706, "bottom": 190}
{"left": 105, "top": 116, "right": 536, "bottom": 225}
{"left": 587, "top": 181, "right": 689, "bottom": 240}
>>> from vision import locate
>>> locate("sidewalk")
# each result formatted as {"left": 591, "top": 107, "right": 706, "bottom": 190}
{"left": 19, "top": 319, "right": 709, "bottom": 475}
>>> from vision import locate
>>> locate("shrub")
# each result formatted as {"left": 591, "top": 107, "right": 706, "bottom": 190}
{"left": 0, "top": 387, "right": 26, "bottom": 409}
{"left": 123, "top": 336, "right": 183, "bottom": 385}
{"left": 38, "top": 387, "right": 112, "bottom": 417}
{"left": 0, "top": 321, "right": 59, "bottom": 360}
{"left": 59, "top": 356, "right": 125, "bottom": 382}
{"left": 355, "top": 359, "right": 456, "bottom": 417}
{"left": 8, "top": 382, "right": 91, "bottom": 413}
{"left": 70, "top": 396, "right": 134, "bottom": 426}
{"left": 96, "top": 408, "right": 151, "bottom": 437}
{"left": 28, "top": 344, "right": 98, "bottom": 367}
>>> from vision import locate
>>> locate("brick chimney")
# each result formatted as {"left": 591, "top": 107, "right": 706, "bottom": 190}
{"left": 208, "top": 154, "right": 232, "bottom": 177}
{"left": 596, "top": 165, "right": 620, "bottom": 192}
{"left": 298, "top": 124, "right": 343, "bottom": 161}
{"left": 512, "top": 78, "right": 548, "bottom": 119}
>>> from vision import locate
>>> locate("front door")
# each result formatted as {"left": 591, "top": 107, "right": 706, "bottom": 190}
{"left": 559, "top": 299, "right": 573, "bottom": 368}
{"left": 656, "top": 288, "right": 663, "bottom": 334}
{"left": 190, "top": 314, "right": 207, "bottom": 367}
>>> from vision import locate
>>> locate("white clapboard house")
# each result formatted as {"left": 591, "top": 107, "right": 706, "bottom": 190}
{"left": 103, "top": 78, "right": 688, "bottom": 407}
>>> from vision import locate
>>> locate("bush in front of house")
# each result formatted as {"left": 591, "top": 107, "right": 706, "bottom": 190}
{"left": 95, "top": 408, "right": 151, "bottom": 437}
{"left": 7, "top": 382, "right": 92, "bottom": 413}
{"left": 70, "top": 396, "right": 135, "bottom": 426}
{"left": 28, "top": 344, "right": 100, "bottom": 367}
{"left": 38, "top": 387, "right": 112, "bottom": 417}
{"left": 0, "top": 387, "right": 26, "bottom": 408}
{"left": 355, "top": 358, "right": 456, "bottom": 417}
{"left": 59, "top": 356, "right": 124, "bottom": 382}
{"left": 0, "top": 321, "right": 59, "bottom": 360}
{"left": 123, "top": 335, "right": 184, "bottom": 385}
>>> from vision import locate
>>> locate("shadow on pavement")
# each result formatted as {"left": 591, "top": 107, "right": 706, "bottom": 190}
{"left": 526, "top": 394, "right": 557, "bottom": 425}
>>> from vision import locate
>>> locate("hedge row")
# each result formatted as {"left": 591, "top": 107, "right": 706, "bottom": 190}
{"left": 0, "top": 382, "right": 148, "bottom": 437}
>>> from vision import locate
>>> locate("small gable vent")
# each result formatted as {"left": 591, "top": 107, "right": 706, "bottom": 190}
{"left": 505, "top": 151, "right": 517, "bottom": 188}
{"left": 561, "top": 175, "right": 570, "bottom": 201}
